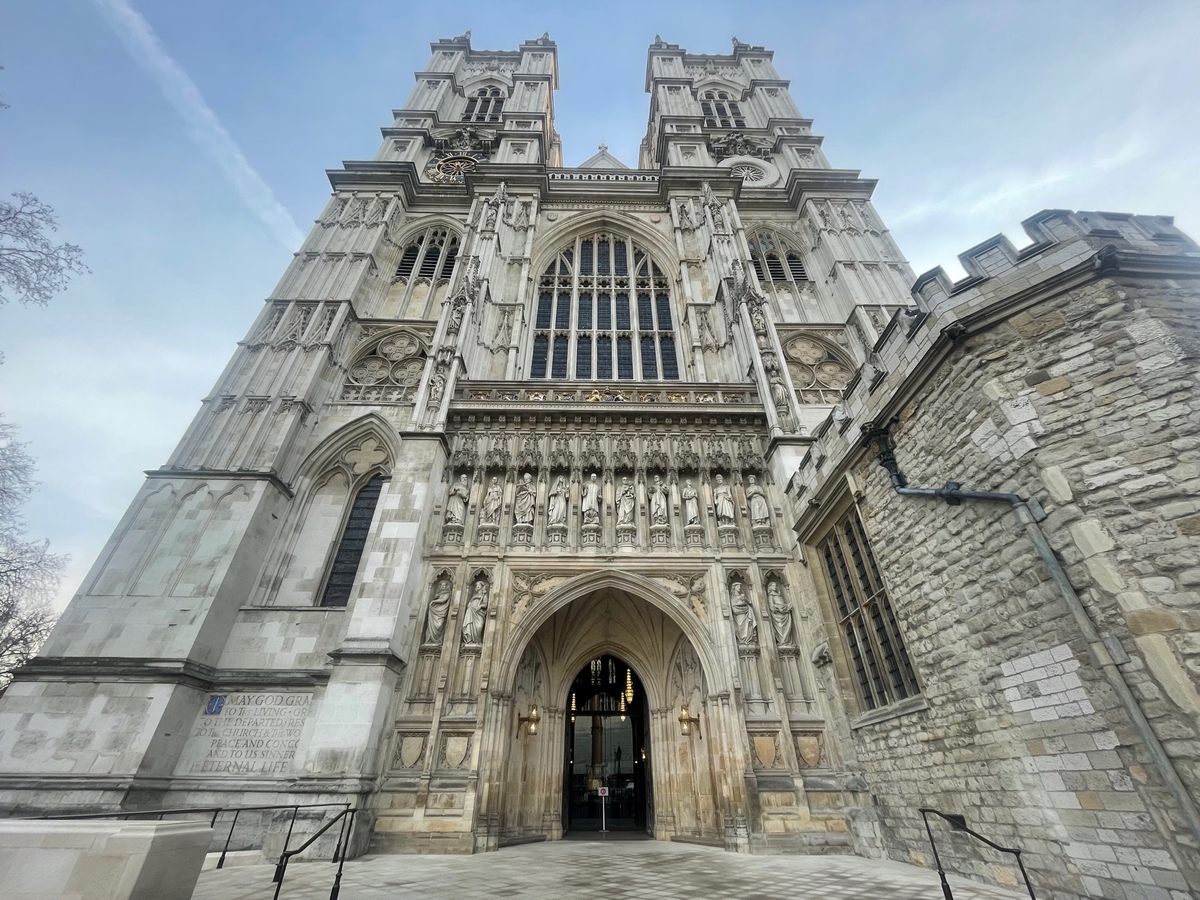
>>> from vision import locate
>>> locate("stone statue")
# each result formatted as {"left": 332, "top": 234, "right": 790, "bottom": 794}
{"left": 445, "top": 474, "right": 469, "bottom": 525}
{"left": 548, "top": 476, "right": 568, "bottom": 525}
{"left": 746, "top": 475, "right": 769, "bottom": 527}
{"left": 768, "top": 581, "right": 795, "bottom": 649}
{"left": 424, "top": 578, "right": 451, "bottom": 644}
{"left": 513, "top": 201, "right": 530, "bottom": 230}
{"left": 428, "top": 367, "right": 446, "bottom": 403}
{"left": 682, "top": 480, "right": 700, "bottom": 526}
{"left": 677, "top": 201, "right": 694, "bottom": 231}
{"left": 582, "top": 473, "right": 601, "bottom": 525}
{"left": 616, "top": 476, "right": 635, "bottom": 527}
{"left": 481, "top": 477, "right": 502, "bottom": 524}
{"left": 514, "top": 472, "right": 535, "bottom": 525}
{"left": 750, "top": 306, "right": 767, "bottom": 336}
{"left": 649, "top": 475, "right": 668, "bottom": 526}
{"left": 730, "top": 581, "right": 757, "bottom": 648}
{"left": 713, "top": 474, "right": 735, "bottom": 527}
{"left": 462, "top": 577, "right": 489, "bottom": 645}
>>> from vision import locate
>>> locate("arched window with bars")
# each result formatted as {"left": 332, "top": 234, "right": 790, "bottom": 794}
{"left": 748, "top": 229, "right": 811, "bottom": 286}
{"left": 529, "top": 232, "right": 680, "bottom": 382}
{"left": 700, "top": 90, "right": 746, "bottom": 128}
{"left": 319, "top": 473, "right": 386, "bottom": 608}
{"left": 463, "top": 87, "right": 505, "bottom": 123}
{"left": 395, "top": 228, "right": 459, "bottom": 281}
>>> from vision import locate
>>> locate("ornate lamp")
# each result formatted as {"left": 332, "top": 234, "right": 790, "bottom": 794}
{"left": 517, "top": 705, "right": 541, "bottom": 737}
{"left": 678, "top": 705, "right": 701, "bottom": 738}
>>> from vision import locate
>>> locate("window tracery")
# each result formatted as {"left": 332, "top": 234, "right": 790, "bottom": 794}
{"left": 320, "top": 473, "right": 386, "bottom": 608}
{"left": 783, "top": 335, "right": 854, "bottom": 405}
{"left": 463, "top": 87, "right": 505, "bottom": 123}
{"left": 395, "top": 228, "right": 459, "bottom": 281}
{"left": 748, "top": 230, "right": 810, "bottom": 285}
{"left": 700, "top": 90, "right": 745, "bottom": 128}
{"left": 529, "top": 232, "right": 680, "bottom": 382}
{"left": 340, "top": 331, "right": 428, "bottom": 403}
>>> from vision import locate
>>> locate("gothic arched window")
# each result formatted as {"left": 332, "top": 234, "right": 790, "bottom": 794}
{"left": 395, "top": 228, "right": 459, "bottom": 281}
{"left": 463, "top": 87, "right": 505, "bottom": 123}
{"left": 700, "top": 90, "right": 745, "bottom": 128}
{"left": 749, "top": 230, "right": 810, "bottom": 285}
{"left": 529, "top": 232, "right": 680, "bottom": 382}
{"left": 320, "top": 474, "right": 386, "bottom": 608}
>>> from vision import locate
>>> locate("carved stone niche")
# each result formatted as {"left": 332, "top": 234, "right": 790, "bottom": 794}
{"left": 718, "top": 524, "right": 740, "bottom": 549}
{"left": 751, "top": 525, "right": 773, "bottom": 551}
{"left": 794, "top": 731, "right": 824, "bottom": 770}
{"left": 581, "top": 523, "right": 601, "bottom": 548}
{"left": 616, "top": 524, "right": 637, "bottom": 549}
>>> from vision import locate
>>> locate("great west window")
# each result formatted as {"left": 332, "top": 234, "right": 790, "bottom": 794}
{"left": 819, "top": 508, "right": 918, "bottom": 710}
{"left": 530, "top": 232, "right": 680, "bottom": 381}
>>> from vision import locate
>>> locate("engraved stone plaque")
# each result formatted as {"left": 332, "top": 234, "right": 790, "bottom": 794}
{"left": 177, "top": 691, "right": 312, "bottom": 776}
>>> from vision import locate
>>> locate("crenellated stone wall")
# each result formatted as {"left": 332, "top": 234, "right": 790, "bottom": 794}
{"left": 790, "top": 210, "right": 1200, "bottom": 898}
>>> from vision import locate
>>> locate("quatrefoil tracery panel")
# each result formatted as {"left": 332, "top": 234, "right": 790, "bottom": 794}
{"left": 340, "top": 332, "right": 427, "bottom": 403}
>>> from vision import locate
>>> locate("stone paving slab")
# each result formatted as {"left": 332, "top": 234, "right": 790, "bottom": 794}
{"left": 192, "top": 839, "right": 1031, "bottom": 900}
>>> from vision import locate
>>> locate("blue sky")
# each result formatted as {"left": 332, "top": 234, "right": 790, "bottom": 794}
{"left": 2, "top": 0, "right": 1198, "bottom": 610}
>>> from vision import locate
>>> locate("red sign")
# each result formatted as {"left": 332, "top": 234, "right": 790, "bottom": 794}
{"left": 598, "top": 787, "right": 609, "bottom": 797}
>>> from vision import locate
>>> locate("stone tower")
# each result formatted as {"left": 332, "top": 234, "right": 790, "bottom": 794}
{"left": 5, "top": 31, "right": 1199, "bottom": 900}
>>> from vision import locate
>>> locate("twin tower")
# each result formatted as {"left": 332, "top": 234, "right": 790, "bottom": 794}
{"left": 5, "top": 30, "right": 1198, "bottom": 900}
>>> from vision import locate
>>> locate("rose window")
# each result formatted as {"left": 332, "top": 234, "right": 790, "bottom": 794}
{"left": 731, "top": 163, "right": 766, "bottom": 183}
{"left": 784, "top": 336, "right": 854, "bottom": 404}
{"left": 342, "top": 332, "right": 427, "bottom": 402}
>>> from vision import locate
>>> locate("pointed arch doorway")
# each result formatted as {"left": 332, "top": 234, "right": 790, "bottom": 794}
{"left": 563, "top": 655, "right": 651, "bottom": 835}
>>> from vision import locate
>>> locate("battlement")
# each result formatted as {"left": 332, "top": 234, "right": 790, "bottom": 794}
{"left": 912, "top": 210, "right": 1196, "bottom": 312}
{"left": 788, "top": 208, "right": 1200, "bottom": 519}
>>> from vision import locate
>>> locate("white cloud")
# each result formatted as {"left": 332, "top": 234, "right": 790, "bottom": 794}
{"left": 90, "top": 0, "right": 305, "bottom": 251}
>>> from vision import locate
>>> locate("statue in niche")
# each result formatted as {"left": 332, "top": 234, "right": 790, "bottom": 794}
{"left": 616, "top": 476, "right": 636, "bottom": 527}
{"left": 745, "top": 475, "right": 769, "bottom": 527}
{"left": 548, "top": 476, "right": 568, "bottom": 525}
{"left": 750, "top": 305, "right": 767, "bottom": 336}
{"left": 512, "top": 201, "right": 530, "bottom": 230}
{"left": 682, "top": 480, "right": 700, "bottom": 526}
{"left": 364, "top": 195, "right": 385, "bottom": 227}
{"left": 677, "top": 201, "right": 695, "bottom": 231}
{"left": 462, "top": 577, "right": 489, "bottom": 645}
{"left": 514, "top": 472, "right": 535, "bottom": 525}
{"left": 424, "top": 578, "right": 451, "bottom": 644}
{"left": 730, "top": 581, "right": 757, "bottom": 648}
{"left": 768, "top": 369, "right": 791, "bottom": 410}
{"left": 446, "top": 297, "right": 466, "bottom": 335}
{"left": 484, "top": 203, "right": 498, "bottom": 230}
{"left": 428, "top": 366, "right": 446, "bottom": 404}
{"left": 582, "top": 472, "right": 601, "bottom": 525}
{"left": 481, "top": 477, "right": 502, "bottom": 525}
{"left": 445, "top": 474, "right": 469, "bottom": 525}
{"left": 649, "top": 475, "right": 668, "bottom": 526}
{"left": 713, "top": 474, "right": 735, "bottom": 527}
{"left": 768, "top": 581, "right": 796, "bottom": 649}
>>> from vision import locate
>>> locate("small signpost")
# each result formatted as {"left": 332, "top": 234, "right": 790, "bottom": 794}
{"left": 598, "top": 786, "right": 609, "bottom": 833}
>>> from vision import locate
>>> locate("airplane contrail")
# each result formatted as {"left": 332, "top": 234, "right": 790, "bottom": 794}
{"left": 91, "top": 0, "right": 305, "bottom": 250}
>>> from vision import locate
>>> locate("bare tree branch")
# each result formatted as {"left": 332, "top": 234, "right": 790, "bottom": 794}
{"left": 0, "top": 419, "right": 63, "bottom": 688}
{"left": 0, "top": 192, "right": 90, "bottom": 307}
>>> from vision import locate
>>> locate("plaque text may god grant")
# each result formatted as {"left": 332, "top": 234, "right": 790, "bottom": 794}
{"left": 179, "top": 692, "right": 312, "bottom": 776}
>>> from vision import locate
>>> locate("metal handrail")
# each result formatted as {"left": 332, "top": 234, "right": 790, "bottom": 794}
{"left": 919, "top": 808, "right": 1036, "bottom": 899}
{"left": 22, "top": 801, "right": 357, "bottom": 898}
{"left": 272, "top": 807, "right": 357, "bottom": 900}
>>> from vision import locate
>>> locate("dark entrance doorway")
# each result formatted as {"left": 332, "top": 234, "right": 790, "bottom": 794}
{"left": 563, "top": 655, "right": 650, "bottom": 835}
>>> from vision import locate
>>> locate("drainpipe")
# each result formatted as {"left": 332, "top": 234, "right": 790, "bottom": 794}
{"left": 862, "top": 420, "right": 1200, "bottom": 850}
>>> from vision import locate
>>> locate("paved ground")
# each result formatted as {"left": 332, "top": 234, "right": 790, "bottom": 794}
{"left": 192, "top": 837, "right": 1030, "bottom": 900}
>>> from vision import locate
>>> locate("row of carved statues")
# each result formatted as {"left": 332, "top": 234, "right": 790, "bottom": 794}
{"left": 444, "top": 472, "right": 772, "bottom": 530}
{"left": 420, "top": 573, "right": 796, "bottom": 653}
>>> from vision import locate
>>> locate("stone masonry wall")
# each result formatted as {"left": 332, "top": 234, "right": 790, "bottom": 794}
{"left": 852, "top": 272, "right": 1200, "bottom": 899}
{"left": 791, "top": 212, "right": 1200, "bottom": 900}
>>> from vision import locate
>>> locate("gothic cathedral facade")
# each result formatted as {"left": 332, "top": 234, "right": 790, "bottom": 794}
{"left": 5, "top": 33, "right": 1200, "bottom": 900}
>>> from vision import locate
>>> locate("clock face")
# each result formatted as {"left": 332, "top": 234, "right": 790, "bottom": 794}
{"left": 425, "top": 151, "right": 485, "bottom": 183}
